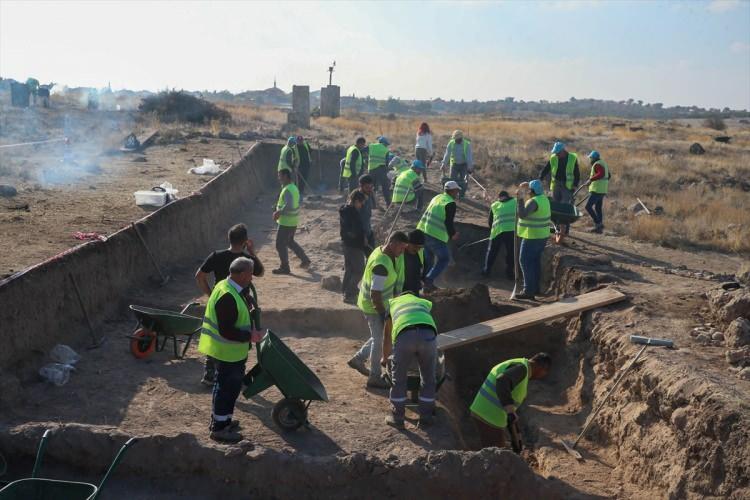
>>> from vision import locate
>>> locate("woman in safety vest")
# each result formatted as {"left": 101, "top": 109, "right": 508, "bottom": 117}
{"left": 514, "top": 179, "right": 550, "bottom": 300}
{"left": 582, "top": 150, "right": 610, "bottom": 234}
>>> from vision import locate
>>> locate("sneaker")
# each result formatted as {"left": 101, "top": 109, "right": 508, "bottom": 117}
{"left": 200, "top": 375, "right": 215, "bottom": 387}
{"left": 228, "top": 420, "right": 241, "bottom": 432}
{"left": 418, "top": 415, "right": 435, "bottom": 427}
{"left": 209, "top": 427, "right": 242, "bottom": 443}
{"left": 385, "top": 415, "right": 405, "bottom": 430}
{"left": 300, "top": 260, "right": 311, "bottom": 269}
{"left": 513, "top": 292, "right": 536, "bottom": 300}
{"left": 272, "top": 267, "right": 291, "bottom": 275}
{"left": 342, "top": 295, "right": 357, "bottom": 305}
{"left": 366, "top": 377, "right": 390, "bottom": 389}
{"left": 347, "top": 356, "right": 370, "bottom": 376}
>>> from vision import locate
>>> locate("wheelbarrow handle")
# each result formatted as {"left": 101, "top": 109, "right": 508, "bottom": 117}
{"left": 93, "top": 437, "right": 138, "bottom": 499}
{"left": 31, "top": 429, "right": 53, "bottom": 478}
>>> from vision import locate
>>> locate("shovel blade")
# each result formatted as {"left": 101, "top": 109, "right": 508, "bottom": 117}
{"left": 561, "top": 439, "right": 583, "bottom": 460}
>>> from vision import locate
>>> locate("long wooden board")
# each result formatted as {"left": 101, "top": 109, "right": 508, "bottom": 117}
{"left": 438, "top": 288, "right": 626, "bottom": 351}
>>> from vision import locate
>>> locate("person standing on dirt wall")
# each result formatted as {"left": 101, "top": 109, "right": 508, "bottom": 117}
{"left": 296, "top": 135, "right": 312, "bottom": 196}
{"left": 381, "top": 292, "right": 438, "bottom": 429}
{"left": 339, "top": 190, "right": 368, "bottom": 304}
{"left": 347, "top": 231, "right": 408, "bottom": 388}
{"left": 539, "top": 142, "right": 579, "bottom": 235}
{"left": 198, "top": 257, "right": 264, "bottom": 443}
{"left": 441, "top": 130, "right": 473, "bottom": 198}
{"left": 195, "top": 224, "right": 264, "bottom": 386}
{"left": 470, "top": 352, "right": 552, "bottom": 449}
{"left": 367, "top": 136, "right": 393, "bottom": 206}
{"left": 582, "top": 150, "right": 610, "bottom": 234}
{"left": 417, "top": 181, "right": 461, "bottom": 292}
{"left": 272, "top": 168, "right": 311, "bottom": 274}
{"left": 482, "top": 191, "right": 516, "bottom": 279}
{"left": 514, "top": 180, "right": 551, "bottom": 300}
{"left": 278, "top": 136, "right": 299, "bottom": 182}
{"left": 342, "top": 137, "right": 367, "bottom": 193}
{"left": 415, "top": 122, "right": 433, "bottom": 183}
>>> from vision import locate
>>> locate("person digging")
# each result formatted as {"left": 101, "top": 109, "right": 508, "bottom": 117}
{"left": 470, "top": 352, "right": 552, "bottom": 449}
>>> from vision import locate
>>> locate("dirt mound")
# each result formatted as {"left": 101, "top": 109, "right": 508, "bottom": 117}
{"left": 138, "top": 91, "right": 231, "bottom": 124}
{"left": 547, "top": 253, "right": 621, "bottom": 297}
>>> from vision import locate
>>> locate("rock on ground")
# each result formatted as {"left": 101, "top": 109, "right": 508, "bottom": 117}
{"left": 725, "top": 317, "right": 750, "bottom": 348}
{"left": 321, "top": 275, "right": 342, "bottom": 292}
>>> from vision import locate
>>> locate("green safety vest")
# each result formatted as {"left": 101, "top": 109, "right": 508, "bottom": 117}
{"left": 276, "top": 183, "right": 300, "bottom": 227}
{"left": 393, "top": 158, "right": 411, "bottom": 175}
{"left": 417, "top": 193, "right": 455, "bottom": 243}
{"left": 291, "top": 144, "right": 300, "bottom": 169}
{"left": 517, "top": 195, "right": 551, "bottom": 240}
{"left": 470, "top": 358, "right": 530, "bottom": 428}
{"left": 490, "top": 199, "right": 517, "bottom": 239}
{"left": 357, "top": 247, "right": 400, "bottom": 314}
{"left": 198, "top": 279, "right": 252, "bottom": 363}
{"left": 343, "top": 145, "right": 362, "bottom": 179}
{"left": 394, "top": 248, "right": 423, "bottom": 294}
{"left": 388, "top": 294, "right": 436, "bottom": 344}
{"left": 278, "top": 145, "right": 296, "bottom": 172}
{"left": 588, "top": 159, "right": 610, "bottom": 194}
{"left": 549, "top": 152, "right": 577, "bottom": 191}
{"left": 368, "top": 143, "right": 389, "bottom": 171}
{"left": 392, "top": 169, "right": 419, "bottom": 203}
{"left": 447, "top": 139, "right": 470, "bottom": 166}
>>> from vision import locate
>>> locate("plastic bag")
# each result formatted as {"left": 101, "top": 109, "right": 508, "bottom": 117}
{"left": 50, "top": 344, "right": 81, "bottom": 365}
{"left": 159, "top": 182, "right": 179, "bottom": 200}
{"left": 188, "top": 158, "right": 222, "bottom": 175}
{"left": 39, "top": 363, "right": 76, "bottom": 386}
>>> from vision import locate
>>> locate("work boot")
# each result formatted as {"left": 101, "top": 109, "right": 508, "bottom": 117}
{"left": 342, "top": 295, "right": 357, "bottom": 305}
{"left": 228, "top": 420, "right": 242, "bottom": 432}
{"left": 272, "top": 267, "right": 291, "bottom": 275}
{"left": 513, "top": 292, "right": 536, "bottom": 300}
{"left": 209, "top": 427, "right": 242, "bottom": 444}
{"left": 366, "top": 376, "right": 390, "bottom": 389}
{"left": 385, "top": 415, "right": 405, "bottom": 430}
{"left": 347, "top": 355, "right": 369, "bottom": 377}
{"left": 300, "top": 259, "right": 311, "bottom": 269}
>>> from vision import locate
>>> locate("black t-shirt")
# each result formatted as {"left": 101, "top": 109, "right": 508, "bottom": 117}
{"left": 403, "top": 252, "right": 423, "bottom": 295}
{"left": 200, "top": 250, "right": 264, "bottom": 282}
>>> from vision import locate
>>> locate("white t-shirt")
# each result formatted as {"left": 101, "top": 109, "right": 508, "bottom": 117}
{"left": 415, "top": 133, "right": 433, "bottom": 155}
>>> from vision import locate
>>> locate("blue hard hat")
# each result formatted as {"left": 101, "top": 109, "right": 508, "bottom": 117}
{"left": 411, "top": 159, "right": 425, "bottom": 170}
{"left": 529, "top": 179, "right": 544, "bottom": 195}
{"left": 588, "top": 150, "right": 600, "bottom": 160}
{"left": 551, "top": 142, "right": 565, "bottom": 154}
{"left": 287, "top": 136, "right": 297, "bottom": 145}
{"left": 378, "top": 136, "right": 390, "bottom": 146}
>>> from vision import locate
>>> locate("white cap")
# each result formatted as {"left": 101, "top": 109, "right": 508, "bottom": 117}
{"left": 444, "top": 180, "right": 460, "bottom": 191}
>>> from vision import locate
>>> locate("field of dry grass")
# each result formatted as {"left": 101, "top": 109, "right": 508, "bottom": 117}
{"left": 306, "top": 111, "right": 750, "bottom": 255}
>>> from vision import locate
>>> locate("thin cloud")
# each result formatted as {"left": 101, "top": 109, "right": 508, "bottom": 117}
{"left": 707, "top": 0, "right": 742, "bottom": 13}
{"left": 730, "top": 41, "right": 750, "bottom": 53}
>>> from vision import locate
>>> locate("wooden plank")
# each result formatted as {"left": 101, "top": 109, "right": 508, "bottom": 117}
{"left": 438, "top": 288, "right": 626, "bottom": 351}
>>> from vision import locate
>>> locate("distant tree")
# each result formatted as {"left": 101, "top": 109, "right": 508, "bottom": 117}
{"left": 703, "top": 116, "right": 727, "bottom": 131}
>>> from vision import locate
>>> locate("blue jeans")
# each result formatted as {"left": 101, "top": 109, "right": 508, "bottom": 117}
{"left": 585, "top": 193, "right": 605, "bottom": 225}
{"left": 519, "top": 238, "right": 547, "bottom": 295}
{"left": 211, "top": 358, "right": 246, "bottom": 431}
{"left": 423, "top": 234, "right": 451, "bottom": 283}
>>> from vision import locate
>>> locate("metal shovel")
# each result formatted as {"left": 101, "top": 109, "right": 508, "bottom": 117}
{"left": 561, "top": 335, "right": 674, "bottom": 460}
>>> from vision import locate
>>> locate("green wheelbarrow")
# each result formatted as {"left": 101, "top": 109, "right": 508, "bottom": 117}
{"left": 0, "top": 430, "right": 137, "bottom": 500}
{"left": 127, "top": 303, "right": 201, "bottom": 359}
{"left": 549, "top": 196, "right": 583, "bottom": 244}
{"left": 242, "top": 330, "right": 328, "bottom": 431}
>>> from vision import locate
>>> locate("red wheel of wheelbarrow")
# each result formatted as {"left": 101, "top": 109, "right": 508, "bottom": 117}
{"left": 130, "top": 328, "right": 156, "bottom": 359}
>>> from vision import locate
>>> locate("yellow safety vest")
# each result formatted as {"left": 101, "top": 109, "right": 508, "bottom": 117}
{"left": 549, "top": 152, "right": 577, "bottom": 191}
{"left": 198, "top": 279, "right": 252, "bottom": 363}
{"left": 357, "top": 247, "right": 400, "bottom": 314}
{"left": 589, "top": 159, "right": 610, "bottom": 194}
{"left": 447, "top": 139, "right": 471, "bottom": 166}
{"left": 470, "top": 358, "right": 529, "bottom": 428}
{"left": 490, "top": 199, "right": 517, "bottom": 238}
{"left": 394, "top": 248, "right": 423, "bottom": 294}
{"left": 517, "top": 195, "right": 550, "bottom": 240}
{"left": 276, "top": 183, "right": 300, "bottom": 227}
{"left": 417, "top": 193, "right": 455, "bottom": 243}
{"left": 278, "top": 145, "right": 295, "bottom": 172}
{"left": 388, "top": 294, "right": 436, "bottom": 344}
{"left": 343, "top": 145, "right": 362, "bottom": 179}
{"left": 368, "top": 143, "right": 389, "bottom": 171}
{"left": 392, "top": 169, "right": 419, "bottom": 203}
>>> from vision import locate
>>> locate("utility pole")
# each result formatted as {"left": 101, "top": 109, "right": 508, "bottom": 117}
{"left": 328, "top": 61, "right": 336, "bottom": 86}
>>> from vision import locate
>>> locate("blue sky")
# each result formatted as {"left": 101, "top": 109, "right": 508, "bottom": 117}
{"left": 1, "top": 0, "right": 748, "bottom": 109}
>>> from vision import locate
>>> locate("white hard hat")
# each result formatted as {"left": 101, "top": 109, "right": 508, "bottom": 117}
{"left": 444, "top": 180, "right": 460, "bottom": 191}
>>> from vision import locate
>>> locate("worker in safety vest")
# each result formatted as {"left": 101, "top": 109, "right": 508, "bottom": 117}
{"left": 367, "top": 136, "right": 392, "bottom": 206}
{"left": 278, "top": 136, "right": 299, "bottom": 180}
{"left": 272, "top": 168, "right": 310, "bottom": 275}
{"left": 482, "top": 191, "right": 517, "bottom": 279}
{"left": 514, "top": 180, "right": 551, "bottom": 300}
{"left": 381, "top": 292, "right": 438, "bottom": 429}
{"left": 417, "top": 181, "right": 460, "bottom": 292}
{"left": 539, "top": 141, "right": 579, "bottom": 235}
{"left": 441, "top": 130, "right": 473, "bottom": 198}
{"left": 341, "top": 137, "right": 367, "bottom": 193}
{"left": 391, "top": 160, "right": 425, "bottom": 211}
{"left": 470, "top": 352, "right": 552, "bottom": 449}
{"left": 295, "top": 135, "right": 313, "bottom": 196}
{"left": 198, "top": 257, "right": 264, "bottom": 443}
{"left": 395, "top": 229, "right": 425, "bottom": 296}
{"left": 582, "top": 150, "right": 610, "bottom": 234}
{"left": 347, "top": 232, "right": 408, "bottom": 388}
